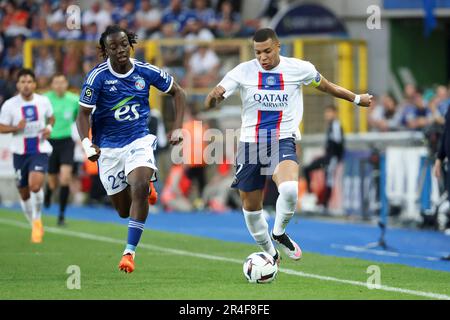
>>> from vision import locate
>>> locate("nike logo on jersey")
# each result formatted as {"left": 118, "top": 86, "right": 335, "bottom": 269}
{"left": 282, "top": 154, "right": 294, "bottom": 158}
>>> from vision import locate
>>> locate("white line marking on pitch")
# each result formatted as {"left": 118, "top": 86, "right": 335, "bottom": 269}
{"left": 331, "top": 244, "right": 441, "bottom": 261}
{"left": 1, "top": 217, "right": 449, "bottom": 300}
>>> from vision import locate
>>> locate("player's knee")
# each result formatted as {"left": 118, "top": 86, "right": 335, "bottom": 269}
{"left": 278, "top": 181, "right": 298, "bottom": 204}
{"left": 29, "top": 184, "right": 42, "bottom": 193}
{"left": 131, "top": 180, "right": 150, "bottom": 199}
{"left": 117, "top": 207, "right": 129, "bottom": 218}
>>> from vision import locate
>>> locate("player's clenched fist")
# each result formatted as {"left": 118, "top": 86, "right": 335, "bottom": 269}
{"left": 168, "top": 128, "right": 183, "bottom": 145}
{"left": 358, "top": 93, "right": 373, "bottom": 107}
{"left": 82, "top": 138, "right": 101, "bottom": 162}
{"left": 209, "top": 85, "right": 226, "bottom": 99}
{"left": 205, "top": 85, "right": 226, "bottom": 109}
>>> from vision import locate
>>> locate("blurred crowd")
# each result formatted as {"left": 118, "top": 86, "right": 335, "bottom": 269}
{"left": 368, "top": 84, "right": 450, "bottom": 134}
{"left": 0, "top": 0, "right": 275, "bottom": 104}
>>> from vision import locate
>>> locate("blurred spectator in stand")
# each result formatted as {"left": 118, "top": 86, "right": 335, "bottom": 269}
{"left": 0, "top": 67, "right": 19, "bottom": 106}
{"left": 161, "top": 0, "right": 196, "bottom": 36}
{"left": 215, "top": 0, "right": 241, "bottom": 38}
{"left": 430, "top": 85, "right": 450, "bottom": 125}
{"left": 184, "top": 44, "right": 220, "bottom": 88}
{"left": 83, "top": 22, "right": 99, "bottom": 42}
{"left": 34, "top": 46, "right": 56, "bottom": 90}
{"left": 1, "top": 36, "right": 23, "bottom": 69}
{"left": 38, "top": 0, "right": 54, "bottom": 27}
{"left": 303, "top": 105, "right": 345, "bottom": 211}
{"left": 369, "top": 94, "right": 402, "bottom": 132}
{"left": 63, "top": 44, "right": 83, "bottom": 89}
{"left": 2, "top": 0, "right": 30, "bottom": 38}
{"left": 136, "top": 0, "right": 162, "bottom": 39}
{"left": 112, "top": 2, "right": 136, "bottom": 30}
{"left": 402, "top": 83, "right": 417, "bottom": 107}
{"left": 192, "top": 0, "right": 216, "bottom": 31}
{"left": 30, "top": 16, "right": 52, "bottom": 40}
{"left": 182, "top": 104, "right": 208, "bottom": 209}
{"left": 184, "top": 18, "right": 215, "bottom": 54}
{"left": 82, "top": 1, "right": 113, "bottom": 35}
{"left": 402, "top": 89, "right": 433, "bottom": 131}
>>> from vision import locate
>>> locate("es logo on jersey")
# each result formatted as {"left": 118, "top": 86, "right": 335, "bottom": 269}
{"left": 81, "top": 87, "right": 94, "bottom": 103}
{"left": 111, "top": 96, "right": 140, "bottom": 122}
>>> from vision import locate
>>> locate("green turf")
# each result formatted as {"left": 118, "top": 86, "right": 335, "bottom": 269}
{"left": 0, "top": 208, "right": 449, "bottom": 300}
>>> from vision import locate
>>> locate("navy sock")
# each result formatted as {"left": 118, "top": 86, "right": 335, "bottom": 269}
{"left": 124, "top": 218, "right": 145, "bottom": 255}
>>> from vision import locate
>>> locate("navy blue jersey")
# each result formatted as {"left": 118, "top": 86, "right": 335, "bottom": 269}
{"left": 79, "top": 58, "right": 173, "bottom": 148}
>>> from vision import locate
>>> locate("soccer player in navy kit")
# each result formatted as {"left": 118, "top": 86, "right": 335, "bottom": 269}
{"left": 205, "top": 28, "right": 372, "bottom": 264}
{"left": 76, "top": 26, "right": 185, "bottom": 273}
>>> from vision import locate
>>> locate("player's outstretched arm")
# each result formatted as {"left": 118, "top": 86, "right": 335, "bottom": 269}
{"left": 76, "top": 105, "right": 100, "bottom": 162}
{"left": 316, "top": 76, "right": 372, "bottom": 107}
{"left": 166, "top": 81, "right": 186, "bottom": 145}
{"left": 204, "top": 85, "right": 226, "bottom": 110}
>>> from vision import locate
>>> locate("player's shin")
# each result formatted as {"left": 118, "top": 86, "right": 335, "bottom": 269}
{"left": 123, "top": 218, "right": 146, "bottom": 257}
{"left": 243, "top": 209, "right": 276, "bottom": 256}
{"left": 31, "top": 189, "right": 44, "bottom": 221}
{"left": 20, "top": 198, "right": 33, "bottom": 225}
{"left": 273, "top": 181, "right": 298, "bottom": 236}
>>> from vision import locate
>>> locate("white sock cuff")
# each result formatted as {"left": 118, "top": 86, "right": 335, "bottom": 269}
{"left": 242, "top": 208, "right": 262, "bottom": 215}
{"left": 32, "top": 189, "right": 44, "bottom": 200}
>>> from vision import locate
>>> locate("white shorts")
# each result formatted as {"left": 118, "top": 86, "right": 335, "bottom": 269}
{"left": 98, "top": 134, "right": 158, "bottom": 196}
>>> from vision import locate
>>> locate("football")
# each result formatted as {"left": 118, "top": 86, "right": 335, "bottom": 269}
{"left": 243, "top": 252, "right": 278, "bottom": 283}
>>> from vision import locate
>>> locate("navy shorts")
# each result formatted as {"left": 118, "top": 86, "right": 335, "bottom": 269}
{"left": 13, "top": 153, "right": 49, "bottom": 188}
{"left": 231, "top": 138, "right": 298, "bottom": 192}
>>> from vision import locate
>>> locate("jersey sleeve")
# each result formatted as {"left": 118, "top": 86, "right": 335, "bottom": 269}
{"left": 218, "top": 65, "right": 241, "bottom": 99}
{"left": 79, "top": 69, "right": 103, "bottom": 108}
{"left": 0, "top": 100, "right": 12, "bottom": 125}
{"left": 141, "top": 64, "right": 174, "bottom": 94}
{"left": 300, "top": 61, "right": 322, "bottom": 87}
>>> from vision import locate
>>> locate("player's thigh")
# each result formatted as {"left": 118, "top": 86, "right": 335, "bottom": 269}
{"left": 28, "top": 154, "right": 49, "bottom": 192}
{"left": 124, "top": 135, "right": 158, "bottom": 186}
{"left": 29, "top": 171, "right": 46, "bottom": 192}
{"left": 127, "top": 166, "right": 154, "bottom": 199}
{"left": 272, "top": 138, "right": 299, "bottom": 186}
{"left": 13, "top": 154, "right": 29, "bottom": 190}
{"left": 239, "top": 189, "right": 264, "bottom": 211}
{"left": 98, "top": 148, "right": 128, "bottom": 196}
{"left": 272, "top": 160, "right": 299, "bottom": 186}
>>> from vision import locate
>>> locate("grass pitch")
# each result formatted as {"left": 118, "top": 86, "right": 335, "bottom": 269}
{"left": 0, "top": 208, "right": 449, "bottom": 300}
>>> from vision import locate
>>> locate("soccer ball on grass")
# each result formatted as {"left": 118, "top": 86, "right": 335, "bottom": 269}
{"left": 242, "top": 252, "right": 278, "bottom": 283}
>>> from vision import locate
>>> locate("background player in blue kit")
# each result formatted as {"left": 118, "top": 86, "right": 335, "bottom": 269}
{"left": 76, "top": 25, "right": 185, "bottom": 273}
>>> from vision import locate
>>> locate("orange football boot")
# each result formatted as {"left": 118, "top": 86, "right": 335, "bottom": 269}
{"left": 118, "top": 254, "right": 135, "bottom": 273}
{"left": 31, "top": 219, "right": 43, "bottom": 243}
{"left": 148, "top": 182, "right": 158, "bottom": 205}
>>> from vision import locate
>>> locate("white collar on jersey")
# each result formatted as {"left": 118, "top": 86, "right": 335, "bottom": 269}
{"left": 107, "top": 58, "right": 135, "bottom": 78}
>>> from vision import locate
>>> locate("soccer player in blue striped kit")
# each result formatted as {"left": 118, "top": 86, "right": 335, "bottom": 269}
{"left": 76, "top": 25, "right": 185, "bottom": 273}
{"left": 205, "top": 28, "right": 372, "bottom": 264}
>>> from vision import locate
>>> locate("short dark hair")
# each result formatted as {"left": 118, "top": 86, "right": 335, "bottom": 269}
{"left": 98, "top": 25, "right": 137, "bottom": 60}
{"left": 17, "top": 68, "right": 35, "bottom": 82}
{"left": 50, "top": 72, "right": 67, "bottom": 82}
{"left": 253, "top": 28, "right": 279, "bottom": 43}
